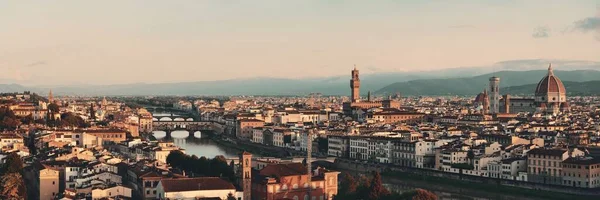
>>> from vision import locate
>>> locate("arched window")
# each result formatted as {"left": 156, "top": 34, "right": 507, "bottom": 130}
{"left": 293, "top": 184, "right": 299, "bottom": 189}
{"left": 282, "top": 184, "right": 288, "bottom": 190}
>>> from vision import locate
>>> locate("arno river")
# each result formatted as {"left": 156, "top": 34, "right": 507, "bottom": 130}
{"left": 151, "top": 130, "right": 539, "bottom": 200}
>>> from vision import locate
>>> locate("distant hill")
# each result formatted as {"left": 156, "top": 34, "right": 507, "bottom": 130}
{"left": 503, "top": 81, "right": 600, "bottom": 96}
{"left": 0, "top": 72, "right": 464, "bottom": 96}
{"left": 1, "top": 60, "right": 599, "bottom": 96}
{"left": 375, "top": 70, "right": 600, "bottom": 96}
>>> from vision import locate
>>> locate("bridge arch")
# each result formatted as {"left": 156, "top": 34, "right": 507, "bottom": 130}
{"left": 159, "top": 117, "right": 173, "bottom": 121}
{"left": 173, "top": 117, "right": 185, "bottom": 121}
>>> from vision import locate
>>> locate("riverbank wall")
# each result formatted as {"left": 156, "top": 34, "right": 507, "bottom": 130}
{"left": 334, "top": 158, "right": 600, "bottom": 197}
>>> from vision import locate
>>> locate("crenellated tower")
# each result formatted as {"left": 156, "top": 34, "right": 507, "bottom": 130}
{"left": 350, "top": 66, "right": 360, "bottom": 103}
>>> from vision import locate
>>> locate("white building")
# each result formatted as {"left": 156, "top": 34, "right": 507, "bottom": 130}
{"left": 327, "top": 135, "right": 349, "bottom": 158}
{"left": 157, "top": 177, "right": 242, "bottom": 200}
{"left": 91, "top": 185, "right": 132, "bottom": 200}
{"left": 252, "top": 128, "right": 264, "bottom": 144}
{"left": 349, "top": 137, "right": 369, "bottom": 160}
{"left": 500, "top": 158, "right": 527, "bottom": 180}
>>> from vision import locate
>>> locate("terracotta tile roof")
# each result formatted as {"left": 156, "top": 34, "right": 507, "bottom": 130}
{"left": 160, "top": 177, "right": 235, "bottom": 192}
{"left": 527, "top": 148, "right": 567, "bottom": 156}
{"left": 259, "top": 163, "right": 307, "bottom": 177}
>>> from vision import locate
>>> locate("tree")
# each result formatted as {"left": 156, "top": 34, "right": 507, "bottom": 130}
{"left": 467, "top": 150, "right": 475, "bottom": 165}
{"left": 0, "top": 153, "right": 26, "bottom": 200}
{"left": 19, "top": 114, "right": 33, "bottom": 125}
{"left": 27, "top": 130, "right": 38, "bottom": 156}
{"left": 48, "top": 103, "right": 59, "bottom": 113}
{"left": 89, "top": 103, "right": 96, "bottom": 120}
{"left": 3, "top": 153, "right": 24, "bottom": 175}
{"left": 368, "top": 171, "right": 389, "bottom": 200}
{"left": 33, "top": 118, "right": 46, "bottom": 125}
{"left": 410, "top": 189, "right": 438, "bottom": 200}
{"left": 0, "top": 117, "right": 20, "bottom": 131}
{"left": 339, "top": 173, "right": 357, "bottom": 194}
{"left": 226, "top": 192, "right": 237, "bottom": 200}
{"left": 166, "top": 150, "right": 186, "bottom": 168}
{"left": 1, "top": 173, "right": 26, "bottom": 199}
{"left": 317, "top": 137, "right": 328, "bottom": 153}
{"left": 60, "top": 112, "right": 87, "bottom": 128}
{"left": 356, "top": 175, "right": 371, "bottom": 200}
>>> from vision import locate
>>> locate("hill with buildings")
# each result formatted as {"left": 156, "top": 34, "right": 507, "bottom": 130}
{"left": 376, "top": 70, "right": 600, "bottom": 96}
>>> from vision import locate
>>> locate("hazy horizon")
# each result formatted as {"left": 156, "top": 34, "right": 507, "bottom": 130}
{"left": 1, "top": 1, "right": 599, "bottom": 86}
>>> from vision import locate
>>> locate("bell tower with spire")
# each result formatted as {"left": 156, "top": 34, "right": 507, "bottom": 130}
{"left": 239, "top": 152, "right": 252, "bottom": 200}
{"left": 489, "top": 76, "right": 500, "bottom": 114}
{"left": 48, "top": 89, "right": 54, "bottom": 103}
{"left": 350, "top": 65, "right": 360, "bottom": 103}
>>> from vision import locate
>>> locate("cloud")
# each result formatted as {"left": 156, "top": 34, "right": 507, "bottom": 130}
{"left": 366, "top": 66, "right": 382, "bottom": 72}
{"left": 24, "top": 61, "right": 47, "bottom": 68}
{"left": 567, "top": 7, "right": 600, "bottom": 41}
{"left": 532, "top": 26, "right": 550, "bottom": 38}
{"left": 573, "top": 17, "right": 600, "bottom": 32}
{"left": 494, "top": 59, "right": 600, "bottom": 71}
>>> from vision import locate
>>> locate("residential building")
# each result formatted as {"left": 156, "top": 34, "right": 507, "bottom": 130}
{"left": 157, "top": 177, "right": 241, "bottom": 200}
{"left": 561, "top": 157, "right": 600, "bottom": 188}
{"left": 527, "top": 148, "right": 584, "bottom": 185}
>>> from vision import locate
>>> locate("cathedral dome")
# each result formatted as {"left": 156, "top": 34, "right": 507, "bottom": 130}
{"left": 535, "top": 64, "right": 566, "bottom": 95}
{"left": 474, "top": 91, "right": 488, "bottom": 103}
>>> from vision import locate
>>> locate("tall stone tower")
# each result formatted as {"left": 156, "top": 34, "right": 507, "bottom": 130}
{"left": 482, "top": 89, "right": 489, "bottom": 115}
{"left": 489, "top": 76, "right": 500, "bottom": 114}
{"left": 48, "top": 89, "right": 54, "bottom": 103}
{"left": 350, "top": 66, "right": 360, "bottom": 103}
{"left": 240, "top": 152, "right": 252, "bottom": 200}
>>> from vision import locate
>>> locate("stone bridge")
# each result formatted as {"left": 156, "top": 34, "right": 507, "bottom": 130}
{"left": 153, "top": 120, "right": 224, "bottom": 135}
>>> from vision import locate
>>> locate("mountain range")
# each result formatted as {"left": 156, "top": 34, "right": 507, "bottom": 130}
{"left": 376, "top": 70, "right": 600, "bottom": 96}
{"left": 2, "top": 68, "right": 600, "bottom": 96}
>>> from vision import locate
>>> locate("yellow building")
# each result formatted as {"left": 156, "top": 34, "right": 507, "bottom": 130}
{"left": 39, "top": 168, "right": 60, "bottom": 200}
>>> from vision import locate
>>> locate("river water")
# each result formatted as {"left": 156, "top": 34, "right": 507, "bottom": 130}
{"left": 152, "top": 130, "right": 238, "bottom": 159}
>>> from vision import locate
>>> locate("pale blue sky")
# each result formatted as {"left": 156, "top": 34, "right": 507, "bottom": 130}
{"left": 0, "top": 0, "right": 599, "bottom": 85}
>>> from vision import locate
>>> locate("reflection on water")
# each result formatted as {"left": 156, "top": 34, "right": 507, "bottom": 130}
{"left": 152, "top": 130, "right": 238, "bottom": 159}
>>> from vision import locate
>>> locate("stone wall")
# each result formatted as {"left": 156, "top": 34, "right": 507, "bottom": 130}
{"left": 334, "top": 159, "right": 600, "bottom": 196}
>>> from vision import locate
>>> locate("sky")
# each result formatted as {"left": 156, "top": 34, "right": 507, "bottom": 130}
{"left": 1, "top": 0, "right": 599, "bottom": 86}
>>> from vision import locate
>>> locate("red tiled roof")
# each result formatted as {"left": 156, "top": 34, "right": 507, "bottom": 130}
{"left": 259, "top": 163, "right": 307, "bottom": 177}
{"left": 535, "top": 65, "right": 566, "bottom": 95}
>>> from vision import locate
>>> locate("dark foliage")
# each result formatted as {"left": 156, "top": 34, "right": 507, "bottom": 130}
{"left": 334, "top": 171, "right": 438, "bottom": 200}
{"left": 0, "top": 107, "right": 19, "bottom": 131}
{"left": 166, "top": 151, "right": 237, "bottom": 183}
